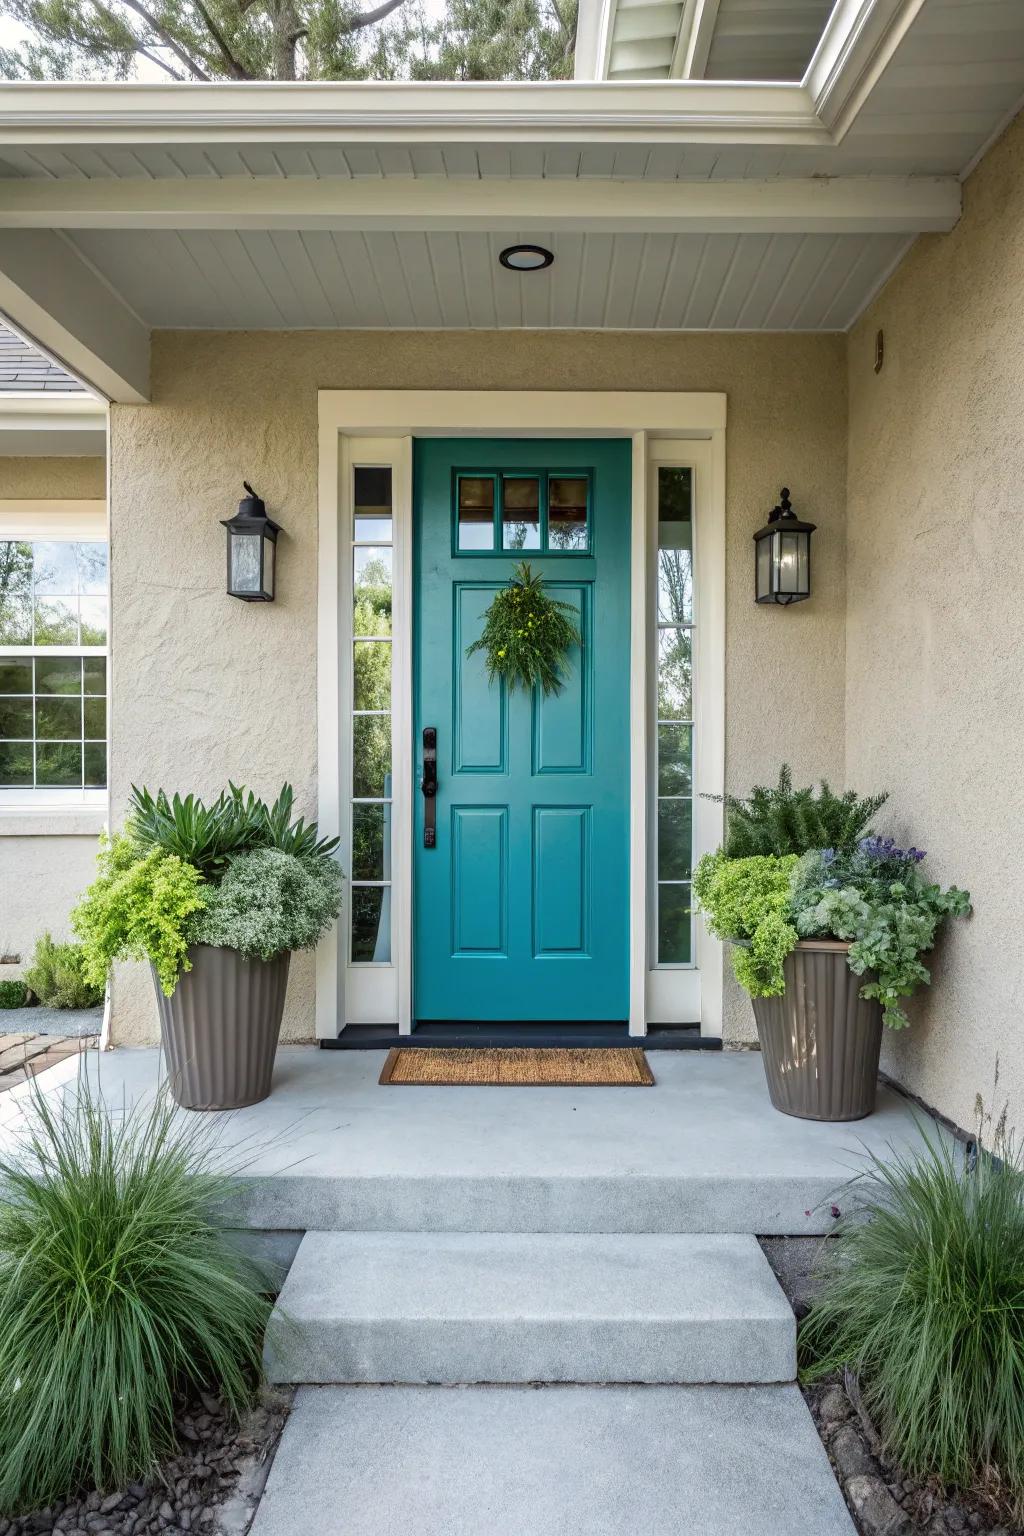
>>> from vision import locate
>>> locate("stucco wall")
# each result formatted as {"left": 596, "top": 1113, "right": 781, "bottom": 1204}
{"left": 0, "top": 456, "right": 106, "bottom": 499}
{"left": 845, "top": 110, "right": 1024, "bottom": 1134}
{"left": 0, "top": 457, "right": 107, "bottom": 975}
{"left": 108, "top": 329, "right": 848, "bottom": 1046}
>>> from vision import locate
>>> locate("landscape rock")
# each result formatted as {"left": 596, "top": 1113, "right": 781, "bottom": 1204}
{"left": 845, "top": 1475, "right": 912, "bottom": 1536}
{"left": 830, "top": 1425, "right": 877, "bottom": 1482}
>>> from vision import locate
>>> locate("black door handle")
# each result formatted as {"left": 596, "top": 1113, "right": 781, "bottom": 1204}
{"left": 422, "top": 727, "right": 437, "bottom": 847}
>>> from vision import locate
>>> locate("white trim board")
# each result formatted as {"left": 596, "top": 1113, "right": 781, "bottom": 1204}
{"left": 316, "top": 389, "right": 726, "bottom": 1040}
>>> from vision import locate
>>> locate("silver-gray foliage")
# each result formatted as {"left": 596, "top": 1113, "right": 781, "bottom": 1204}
{"left": 191, "top": 848, "right": 343, "bottom": 961}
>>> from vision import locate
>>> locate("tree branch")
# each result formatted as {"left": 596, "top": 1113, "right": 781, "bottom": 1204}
{"left": 105, "top": 0, "right": 213, "bottom": 78}
{"left": 346, "top": 0, "right": 406, "bottom": 34}
{"left": 191, "top": 0, "right": 253, "bottom": 77}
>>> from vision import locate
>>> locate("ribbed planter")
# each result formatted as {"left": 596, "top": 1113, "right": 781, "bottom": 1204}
{"left": 152, "top": 944, "right": 290, "bottom": 1111}
{"left": 750, "top": 939, "right": 883, "bottom": 1122}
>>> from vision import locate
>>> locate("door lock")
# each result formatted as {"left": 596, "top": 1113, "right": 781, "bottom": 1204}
{"left": 421, "top": 726, "right": 437, "bottom": 847}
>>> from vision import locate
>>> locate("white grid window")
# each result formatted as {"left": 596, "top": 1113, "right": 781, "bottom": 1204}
{"left": 349, "top": 467, "right": 393, "bottom": 964}
{"left": 0, "top": 535, "right": 108, "bottom": 796}
{"left": 654, "top": 466, "right": 694, "bottom": 966}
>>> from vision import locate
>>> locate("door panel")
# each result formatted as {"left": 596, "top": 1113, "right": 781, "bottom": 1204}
{"left": 414, "top": 438, "right": 630, "bottom": 1023}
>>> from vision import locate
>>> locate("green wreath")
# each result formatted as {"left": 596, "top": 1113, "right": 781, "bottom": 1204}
{"left": 467, "top": 561, "right": 582, "bottom": 696}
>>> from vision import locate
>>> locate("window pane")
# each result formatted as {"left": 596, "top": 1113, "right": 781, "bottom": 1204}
{"left": 354, "top": 467, "right": 393, "bottom": 543}
{"left": 658, "top": 722, "right": 692, "bottom": 797}
{"left": 352, "top": 715, "right": 391, "bottom": 799}
{"left": 230, "top": 533, "right": 262, "bottom": 595}
{"left": 353, "top": 548, "right": 392, "bottom": 637}
{"left": 457, "top": 477, "right": 495, "bottom": 551}
{"left": 84, "top": 743, "right": 107, "bottom": 788}
{"left": 658, "top": 798, "right": 693, "bottom": 882}
{"left": 37, "top": 742, "right": 82, "bottom": 786}
{"left": 84, "top": 696, "right": 106, "bottom": 740}
{"left": 32, "top": 542, "right": 79, "bottom": 596}
{"left": 657, "top": 629, "right": 692, "bottom": 721}
{"left": 79, "top": 597, "right": 108, "bottom": 647}
{"left": 0, "top": 742, "right": 32, "bottom": 786}
{"left": 502, "top": 477, "right": 541, "bottom": 551}
{"left": 35, "top": 655, "right": 82, "bottom": 695}
{"left": 36, "top": 696, "right": 81, "bottom": 740}
{"left": 351, "top": 885, "right": 391, "bottom": 963}
{"left": 76, "top": 542, "right": 108, "bottom": 595}
{"left": 0, "top": 658, "right": 32, "bottom": 694}
{"left": 353, "top": 641, "right": 391, "bottom": 711}
{"left": 657, "top": 467, "right": 693, "bottom": 623}
{"left": 0, "top": 698, "right": 32, "bottom": 738}
{"left": 658, "top": 884, "right": 692, "bottom": 965}
{"left": 352, "top": 803, "right": 391, "bottom": 882}
{"left": 548, "top": 477, "right": 588, "bottom": 551}
{"left": 34, "top": 596, "right": 78, "bottom": 646}
{"left": 0, "top": 542, "right": 33, "bottom": 644}
{"left": 83, "top": 657, "right": 106, "bottom": 696}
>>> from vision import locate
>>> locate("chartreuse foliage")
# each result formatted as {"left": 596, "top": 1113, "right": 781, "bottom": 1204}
{"left": 692, "top": 852, "right": 798, "bottom": 997}
{"left": 23, "top": 932, "right": 104, "bottom": 1010}
{"left": 467, "top": 560, "right": 582, "bottom": 696}
{"left": 800, "top": 1120, "right": 1024, "bottom": 1519}
{"left": 722, "top": 764, "right": 888, "bottom": 858}
{"left": 72, "top": 833, "right": 208, "bottom": 997}
{"left": 0, "top": 1079, "right": 271, "bottom": 1515}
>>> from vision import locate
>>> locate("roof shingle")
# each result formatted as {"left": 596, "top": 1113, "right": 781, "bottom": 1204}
{"left": 0, "top": 322, "right": 85, "bottom": 394}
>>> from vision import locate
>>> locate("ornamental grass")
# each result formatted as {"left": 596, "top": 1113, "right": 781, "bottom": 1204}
{"left": 800, "top": 1119, "right": 1024, "bottom": 1518}
{"left": 0, "top": 1075, "right": 271, "bottom": 1515}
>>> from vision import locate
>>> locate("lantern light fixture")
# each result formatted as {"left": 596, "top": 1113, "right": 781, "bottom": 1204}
{"left": 753, "top": 487, "right": 816, "bottom": 606}
{"left": 221, "top": 482, "right": 281, "bottom": 602}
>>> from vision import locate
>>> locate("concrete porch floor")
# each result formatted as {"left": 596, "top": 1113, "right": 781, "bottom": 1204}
{"left": 0, "top": 1045, "right": 933, "bottom": 1237}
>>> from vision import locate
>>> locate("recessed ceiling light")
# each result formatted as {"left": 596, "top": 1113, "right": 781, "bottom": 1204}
{"left": 499, "top": 244, "right": 554, "bottom": 272}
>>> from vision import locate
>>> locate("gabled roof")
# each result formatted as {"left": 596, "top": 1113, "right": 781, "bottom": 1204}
{"left": 0, "top": 321, "right": 85, "bottom": 393}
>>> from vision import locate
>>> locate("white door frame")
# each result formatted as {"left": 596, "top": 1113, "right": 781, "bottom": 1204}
{"left": 316, "top": 390, "right": 725, "bottom": 1040}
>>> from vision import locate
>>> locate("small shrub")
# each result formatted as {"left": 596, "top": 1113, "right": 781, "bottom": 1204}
{"left": 72, "top": 833, "right": 208, "bottom": 997}
{"left": 191, "top": 847, "right": 343, "bottom": 960}
{"left": 0, "top": 1078, "right": 272, "bottom": 1515}
{"left": 800, "top": 1123, "right": 1024, "bottom": 1517}
{"left": 0, "top": 979, "right": 28, "bottom": 1009}
{"left": 722, "top": 764, "right": 888, "bottom": 858}
{"left": 23, "top": 932, "right": 104, "bottom": 1010}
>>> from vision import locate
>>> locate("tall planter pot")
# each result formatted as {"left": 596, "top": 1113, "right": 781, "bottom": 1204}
{"left": 152, "top": 944, "right": 290, "bottom": 1111}
{"left": 750, "top": 939, "right": 883, "bottom": 1122}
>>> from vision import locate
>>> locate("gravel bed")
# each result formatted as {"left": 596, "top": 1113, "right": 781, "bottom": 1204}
{"left": 804, "top": 1374, "right": 1019, "bottom": 1536}
{"left": 0, "top": 1388, "right": 293, "bottom": 1536}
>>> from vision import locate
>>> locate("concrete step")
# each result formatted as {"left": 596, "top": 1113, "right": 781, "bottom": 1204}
{"left": 264, "top": 1231, "right": 795, "bottom": 1385}
{"left": 249, "top": 1383, "right": 856, "bottom": 1536}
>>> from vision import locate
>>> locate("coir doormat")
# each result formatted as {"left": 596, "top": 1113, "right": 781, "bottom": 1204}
{"left": 378, "top": 1046, "right": 654, "bottom": 1087}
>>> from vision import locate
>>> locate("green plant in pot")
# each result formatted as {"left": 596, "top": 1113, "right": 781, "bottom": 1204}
{"left": 72, "top": 784, "right": 343, "bottom": 1109}
{"left": 694, "top": 767, "right": 970, "bottom": 1121}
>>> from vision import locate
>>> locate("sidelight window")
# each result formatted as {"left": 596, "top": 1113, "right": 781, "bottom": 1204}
{"left": 653, "top": 466, "right": 694, "bottom": 966}
{"left": 350, "top": 466, "right": 393, "bottom": 964}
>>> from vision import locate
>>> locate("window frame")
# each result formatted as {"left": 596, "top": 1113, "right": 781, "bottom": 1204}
{"left": 451, "top": 467, "right": 593, "bottom": 558}
{"left": 0, "top": 501, "right": 108, "bottom": 809}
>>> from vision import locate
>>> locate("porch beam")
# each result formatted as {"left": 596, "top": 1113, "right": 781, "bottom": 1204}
{"left": 0, "top": 230, "right": 149, "bottom": 403}
{"left": 0, "top": 174, "right": 961, "bottom": 235}
{"left": 670, "top": 0, "right": 722, "bottom": 80}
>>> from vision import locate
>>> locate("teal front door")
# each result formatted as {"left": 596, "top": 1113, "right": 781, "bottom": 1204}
{"left": 413, "top": 438, "right": 631, "bottom": 1023}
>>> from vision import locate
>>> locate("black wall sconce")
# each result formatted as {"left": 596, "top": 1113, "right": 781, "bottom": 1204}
{"left": 753, "top": 487, "right": 816, "bottom": 606}
{"left": 221, "top": 482, "right": 281, "bottom": 602}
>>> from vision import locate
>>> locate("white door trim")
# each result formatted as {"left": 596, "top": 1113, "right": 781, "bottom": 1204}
{"left": 316, "top": 390, "right": 726, "bottom": 1040}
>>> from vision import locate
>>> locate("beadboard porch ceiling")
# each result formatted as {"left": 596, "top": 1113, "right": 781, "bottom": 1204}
{"left": 0, "top": 0, "right": 1019, "bottom": 399}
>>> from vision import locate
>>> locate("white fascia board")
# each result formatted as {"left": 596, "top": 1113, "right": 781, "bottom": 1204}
{"left": 574, "top": 0, "right": 613, "bottom": 82}
{"left": 0, "top": 230, "right": 150, "bottom": 403}
{"left": 0, "top": 79, "right": 821, "bottom": 146}
{"left": 0, "top": 174, "right": 960, "bottom": 234}
{"left": 804, "top": 0, "right": 929, "bottom": 137}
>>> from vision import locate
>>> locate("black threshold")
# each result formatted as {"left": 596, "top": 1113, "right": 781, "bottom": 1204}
{"left": 320, "top": 1022, "right": 721, "bottom": 1051}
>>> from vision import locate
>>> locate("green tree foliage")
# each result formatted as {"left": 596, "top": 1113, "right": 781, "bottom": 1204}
{"left": 0, "top": 0, "right": 577, "bottom": 82}
{"left": 0, "top": 1080, "right": 271, "bottom": 1514}
{"left": 800, "top": 1118, "right": 1024, "bottom": 1519}
{"left": 722, "top": 764, "right": 888, "bottom": 859}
